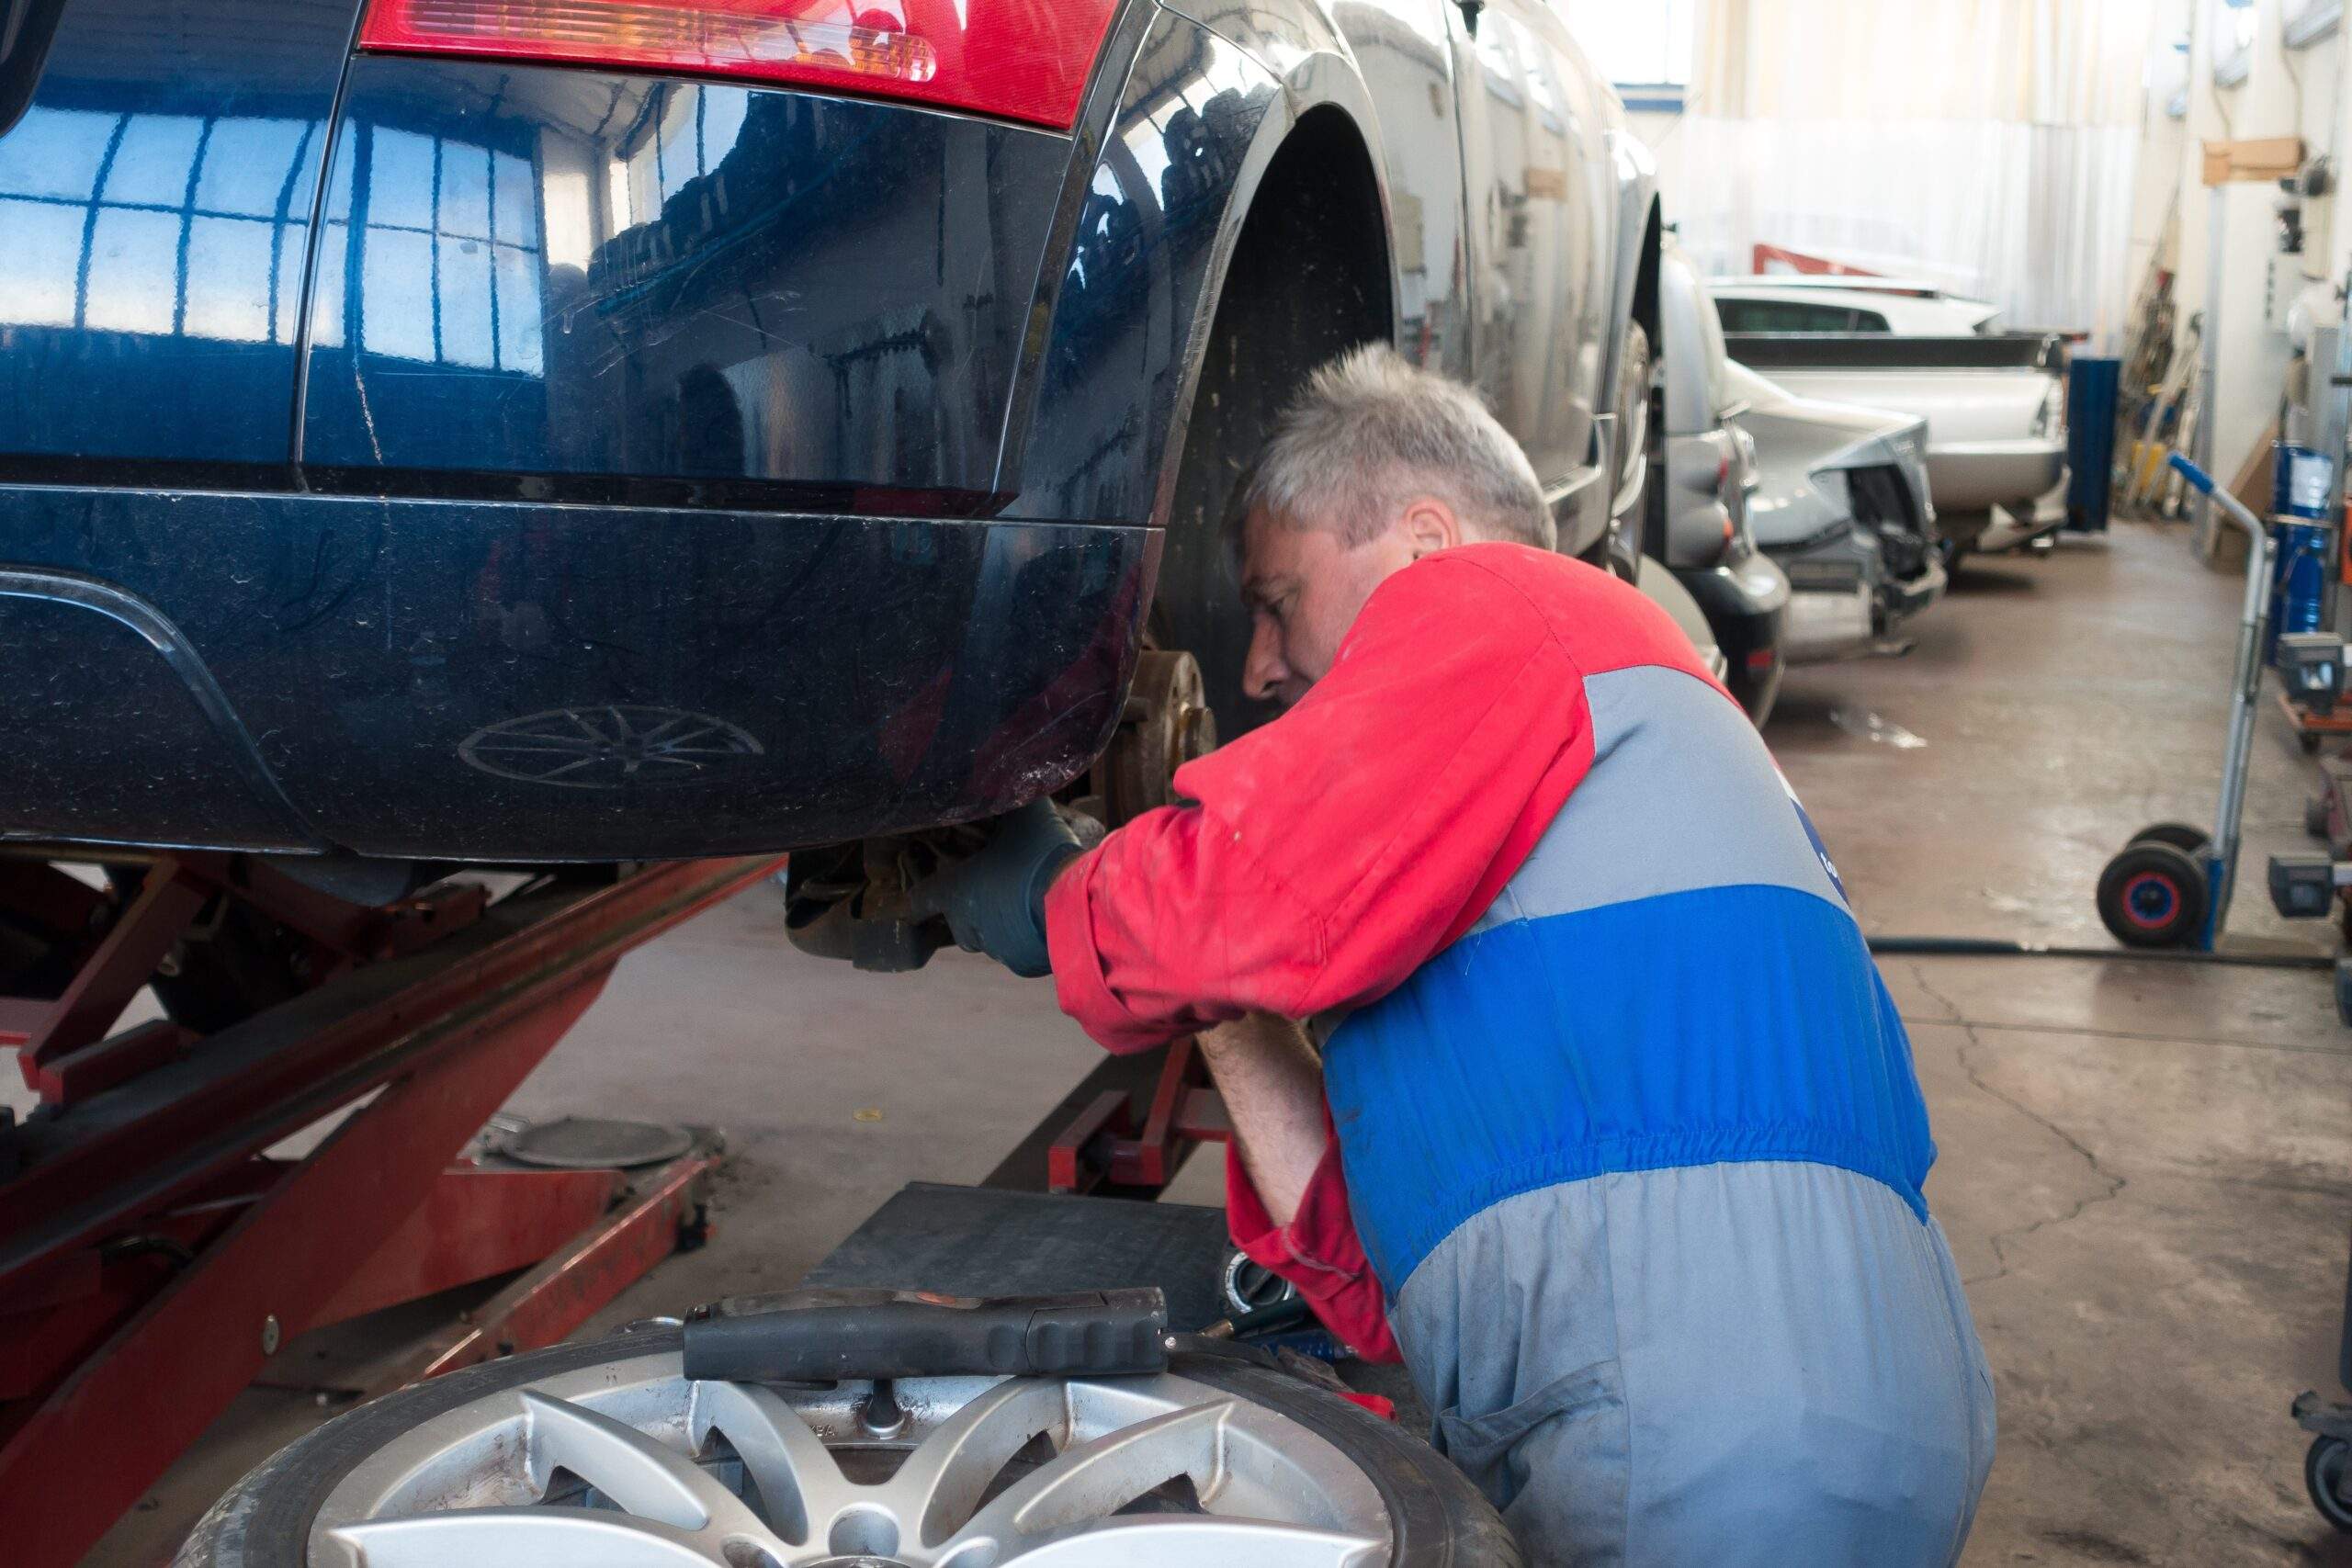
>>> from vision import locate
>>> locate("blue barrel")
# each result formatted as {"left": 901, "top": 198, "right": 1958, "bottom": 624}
{"left": 2274, "top": 442, "right": 2334, "bottom": 520}
{"left": 2269, "top": 521, "right": 2334, "bottom": 664}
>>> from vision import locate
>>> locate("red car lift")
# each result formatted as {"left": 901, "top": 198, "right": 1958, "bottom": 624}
{"left": 1046, "top": 1035, "right": 1232, "bottom": 1195}
{"left": 0, "top": 850, "right": 781, "bottom": 1568}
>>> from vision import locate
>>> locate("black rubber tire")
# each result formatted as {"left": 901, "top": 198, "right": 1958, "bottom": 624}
{"left": 2335, "top": 961, "right": 2352, "bottom": 1032}
{"left": 2311, "top": 795, "right": 2335, "bottom": 841}
{"left": 177, "top": 1329, "right": 1521, "bottom": 1568}
{"left": 2132, "top": 822, "right": 2211, "bottom": 856}
{"left": 2304, "top": 730, "right": 2328, "bottom": 757}
{"left": 1609, "top": 318, "right": 1659, "bottom": 583}
{"left": 2097, "top": 840, "right": 2207, "bottom": 950}
{"left": 2310, "top": 1436, "right": 2352, "bottom": 1531}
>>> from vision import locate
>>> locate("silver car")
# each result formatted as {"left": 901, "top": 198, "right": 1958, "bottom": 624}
{"left": 1657, "top": 247, "right": 1792, "bottom": 721}
{"left": 1726, "top": 363, "right": 1947, "bottom": 663}
{"left": 1710, "top": 279, "right": 2070, "bottom": 558}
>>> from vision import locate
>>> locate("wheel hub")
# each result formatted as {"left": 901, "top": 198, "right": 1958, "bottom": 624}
{"left": 302, "top": 1348, "right": 1394, "bottom": 1566}
{"left": 1098, "top": 649, "right": 1217, "bottom": 825}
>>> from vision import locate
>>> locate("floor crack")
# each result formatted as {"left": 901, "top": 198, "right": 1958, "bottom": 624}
{"left": 1909, "top": 963, "right": 2131, "bottom": 1288}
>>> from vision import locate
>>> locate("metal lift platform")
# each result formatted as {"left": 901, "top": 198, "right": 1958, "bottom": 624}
{"left": 0, "top": 850, "right": 782, "bottom": 1568}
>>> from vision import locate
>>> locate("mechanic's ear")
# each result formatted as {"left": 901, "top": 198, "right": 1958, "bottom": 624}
{"left": 1399, "top": 498, "right": 1463, "bottom": 559}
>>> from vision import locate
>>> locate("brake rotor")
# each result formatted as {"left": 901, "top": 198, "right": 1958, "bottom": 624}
{"left": 1100, "top": 649, "right": 1218, "bottom": 825}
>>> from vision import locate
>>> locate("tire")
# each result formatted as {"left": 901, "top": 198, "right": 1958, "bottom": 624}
{"left": 2335, "top": 961, "right": 2352, "bottom": 1032}
{"left": 2309, "top": 1436, "right": 2352, "bottom": 1531}
{"left": 2310, "top": 795, "right": 2335, "bottom": 841}
{"left": 2132, "top": 822, "right": 2211, "bottom": 856}
{"left": 1607, "top": 320, "right": 1660, "bottom": 584}
{"left": 179, "top": 1328, "right": 1519, "bottom": 1568}
{"left": 2097, "top": 840, "right": 2208, "bottom": 950}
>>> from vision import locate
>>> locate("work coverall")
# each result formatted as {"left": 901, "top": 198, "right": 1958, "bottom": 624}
{"left": 1044, "top": 542, "right": 1996, "bottom": 1565}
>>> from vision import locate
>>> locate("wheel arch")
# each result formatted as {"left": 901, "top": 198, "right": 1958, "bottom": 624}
{"left": 1148, "top": 78, "right": 1400, "bottom": 732}
{"left": 998, "top": 17, "right": 1396, "bottom": 528}
{"left": 1600, "top": 129, "right": 1664, "bottom": 427}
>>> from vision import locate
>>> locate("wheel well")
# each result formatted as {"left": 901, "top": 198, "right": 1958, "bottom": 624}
{"left": 1631, "top": 203, "right": 1664, "bottom": 343}
{"left": 1632, "top": 203, "right": 1667, "bottom": 561}
{"left": 1155, "top": 107, "right": 1394, "bottom": 738}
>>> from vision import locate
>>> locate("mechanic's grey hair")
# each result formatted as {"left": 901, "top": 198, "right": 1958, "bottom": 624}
{"left": 1234, "top": 344, "right": 1554, "bottom": 559}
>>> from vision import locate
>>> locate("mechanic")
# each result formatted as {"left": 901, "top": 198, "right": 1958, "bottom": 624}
{"left": 912, "top": 344, "right": 1996, "bottom": 1565}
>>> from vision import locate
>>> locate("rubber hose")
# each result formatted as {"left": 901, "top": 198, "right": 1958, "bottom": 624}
{"left": 1865, "top": 935, "right": 2335, "bottom": 971}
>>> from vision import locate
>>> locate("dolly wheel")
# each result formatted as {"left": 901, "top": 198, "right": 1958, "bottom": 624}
{"left": 2132, "top": 822, "right": 2211, "bottom": 856}
{"left": 2097, "top": 840, "right": 2206, "bottom": 949}
{"left": 2309, "top": 1436, "right": 2352, "bottom": 1530}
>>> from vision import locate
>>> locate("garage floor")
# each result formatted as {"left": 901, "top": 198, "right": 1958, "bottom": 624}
{"left": 85, "top": 522, "right": 2352, "bottom": 1566}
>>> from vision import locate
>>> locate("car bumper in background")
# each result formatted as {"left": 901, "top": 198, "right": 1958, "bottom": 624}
{"left": 1884, "top": 551, "right": 1949, "bottom": 623}
{"left": 1928, "top": 437, "right": 2069, "bottom": 515}
{"left": 1677, "top": 546, "right": 1790, "bottom": 722}
{"left": 0, "top": 488, "right": 1153, "bottom": 861}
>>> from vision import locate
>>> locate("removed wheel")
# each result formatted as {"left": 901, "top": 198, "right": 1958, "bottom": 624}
{"left": 2097, "top": 840, "right": 2207, "bottom": 950}
{"left": 179, "top": 1327, "right": 1519, "bottom": 1568}
{"left": 2131, "top": 822, "right": 2211, "bottom": 856}
{"left": 2310, "top": 1435, "right": 2352, "bottom": 1530}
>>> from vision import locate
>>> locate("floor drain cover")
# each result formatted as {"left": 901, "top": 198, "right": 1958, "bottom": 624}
{"left": 500, "top": 1116, "right": 693, "bottom": 1169}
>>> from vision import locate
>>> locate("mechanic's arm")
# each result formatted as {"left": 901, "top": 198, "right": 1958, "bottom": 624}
{"left": 1045, "top": 554, "right": 1594, "bottom": 1049}
{"left": 1196, "top": 1012, "right": 1324, "bottom": 1222}
{"left": 1197, "top": 1012, "right": 1399, "bottom": 1361}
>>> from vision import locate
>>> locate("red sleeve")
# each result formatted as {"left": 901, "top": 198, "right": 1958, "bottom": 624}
{"left": 1223, "top": 1116, "right": 1401, "bottom": 1362}
{"left": 1046, "top": 549, "right": 1595, "bottom": 1054}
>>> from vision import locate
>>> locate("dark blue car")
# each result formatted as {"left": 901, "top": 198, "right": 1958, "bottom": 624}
{"left": 0, "top": 0, "right": 1664, "bottom": 867}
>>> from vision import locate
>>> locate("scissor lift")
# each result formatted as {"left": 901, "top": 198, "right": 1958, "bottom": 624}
{"left": 0, "top": 849, "right": 781, "bottom": 1568}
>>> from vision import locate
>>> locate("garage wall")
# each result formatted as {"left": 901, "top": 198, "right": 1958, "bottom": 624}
{"left": 2152, "top": 0, "right": 2348, "bottom": 491}
{"left": 1626, "top": 0, "right": 2157, "bottom": 342}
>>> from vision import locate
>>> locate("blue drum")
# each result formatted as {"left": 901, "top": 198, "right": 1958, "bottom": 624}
{"left": 2270, "top": 521, "right": 2335, "bottom": 664}
{"left": 2267, "top": 445, "right": 2336, "bottom": 666}
{"left": 2276, "top": 443, "right": 2335, "bottom": 520}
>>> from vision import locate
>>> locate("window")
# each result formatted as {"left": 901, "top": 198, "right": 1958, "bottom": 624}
{"left": 314, "top": 123, "right": 545, "bottom": 374}
{"left": 0, "top": 106, "right": 315, "bottom": 341}
{"left": 1556, "top": 0, "right": 1693, "bottom": 91}
{"left": 1715, "top": 299, "right": 1871, "bottom": 333}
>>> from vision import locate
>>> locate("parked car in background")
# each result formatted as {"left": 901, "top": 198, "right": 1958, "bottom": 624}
{"left": 0, "top": 0, "right": 1665, "bottom": 881}
{"left": 1712, "top": 280, "right": 2068, "bottom": 559}
{"left": 1709, "top": 276, "right": 2003, "bottom": 335}
{"left": 1726, "top": 363, "right": 1945, "bottom": 663}
{"left": 1654, "top": 246, "right": 1790, "bottom": 723}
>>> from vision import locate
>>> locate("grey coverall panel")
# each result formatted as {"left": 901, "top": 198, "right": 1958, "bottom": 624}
{"left": 1392, "top": 1160, "right": 1996, "bottom": 1568}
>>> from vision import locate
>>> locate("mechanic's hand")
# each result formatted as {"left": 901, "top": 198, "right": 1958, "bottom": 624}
{"left": 909, "top": 799, "right": 1083, "bottom": 978}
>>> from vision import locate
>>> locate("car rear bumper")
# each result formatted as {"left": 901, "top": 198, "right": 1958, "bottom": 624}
{"left": 1676, "top": 547, "right": 1790, "bottom": 721}
{"left": 1884, "top": 553, "right": 1948, "bottom": 622}
{"left": 1928, "top": 437, "right": 2069, "bottom": 514}
{"left": 0, "top": 487, "right": 1153, "bottom": 861}
{"left": 1768, "top": 529, "right": 1882, "bottom": 663}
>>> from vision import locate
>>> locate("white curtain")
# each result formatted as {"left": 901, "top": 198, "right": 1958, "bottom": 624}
{"left": 1670, "top": 0, "right": 2160, "bottom": 340}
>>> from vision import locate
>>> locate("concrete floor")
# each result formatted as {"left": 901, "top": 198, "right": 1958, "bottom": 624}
{"left": 86, "top": 522, "right": 2352, "bottom": 1565}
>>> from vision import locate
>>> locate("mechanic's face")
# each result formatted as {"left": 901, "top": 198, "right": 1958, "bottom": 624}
{"left": 1238, "top": 500, "right": 1463, "bottom": 707}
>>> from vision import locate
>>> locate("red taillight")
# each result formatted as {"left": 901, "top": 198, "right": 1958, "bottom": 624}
{"left": 357, "top": 0, "right": 1119, "bottom": 130}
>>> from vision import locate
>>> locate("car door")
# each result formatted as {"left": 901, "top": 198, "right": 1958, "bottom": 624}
{"left": 1447, "top": 0, "right": 1610, "bottom": 553}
